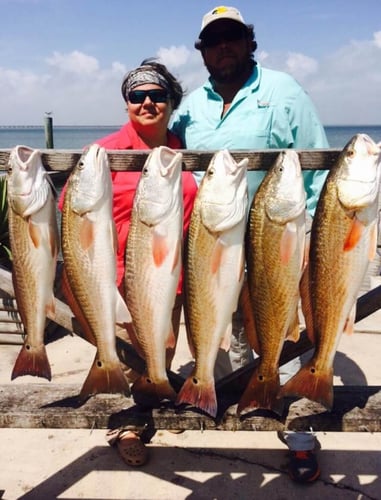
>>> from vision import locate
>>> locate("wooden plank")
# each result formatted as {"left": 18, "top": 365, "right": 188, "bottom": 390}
{"left": 0, "top": 383, "right": 379, "bottom": 432}
{"left": 0, "top": 148, "right": 341, "bottom": 173}
{"left": 0, "top": 322, "right": 23, "bottom": 333}
{"left": 0, "top": 297, "right": 19, "bottom": 311}
{"left": 0, "top": 311, "right": 23, "bottom": 323}
{"left": 0, "top": 333, "right": 23, "bottom": 344}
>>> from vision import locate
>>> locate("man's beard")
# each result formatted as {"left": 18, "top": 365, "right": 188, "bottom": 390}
{"left": 205, "top": 57, "right": 250, "bottom": 84}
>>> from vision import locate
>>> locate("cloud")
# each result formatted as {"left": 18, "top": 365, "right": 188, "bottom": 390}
{"left": 157, "top": 45, "right": 190, "bottom": 68}
{"left": 303, "top": 32, "right": 381, "bottom": 124}
{"left": 254, "top": 32, "right": 381, "bottom": 125}
{"left": 373, "top": 31, "right": 381, "bottom": 49}
{"left": 157, "top": 45, "right": 208, "bottom": 95}
{"left": 0, "top": 32, "right": 380, "bottom": 126}
{"left": 285, "top": 53, "right": 318, "bottom": 80}
{"left": 46, "top": 50, "right": 99, "bottom": 75}
{"left": 0, "top": 50, "right": 128, "bottom": 125}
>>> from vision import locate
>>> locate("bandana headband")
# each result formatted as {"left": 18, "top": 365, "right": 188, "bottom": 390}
{"left": 123, "top": 67, "right": 170, "bottom": 99}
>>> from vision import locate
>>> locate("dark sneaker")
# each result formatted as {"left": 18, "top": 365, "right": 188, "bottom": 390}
{"left": 288, "top": 450, "right": 321, "bottom": 483}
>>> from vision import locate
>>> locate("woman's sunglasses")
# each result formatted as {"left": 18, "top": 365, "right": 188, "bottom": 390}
{"left": 128, "top": 89, "right": 168, "bottom": 104}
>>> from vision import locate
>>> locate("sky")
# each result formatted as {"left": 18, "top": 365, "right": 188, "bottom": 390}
{"left": 0, "top": 0, "right": 380, "bottom": 126}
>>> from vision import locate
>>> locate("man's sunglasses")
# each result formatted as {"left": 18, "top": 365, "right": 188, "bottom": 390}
{"left": 201, "top": 26, "right": 246, "bottom": 48}
{"left": 128, "top": 89, "right": 168, "bottom": 104}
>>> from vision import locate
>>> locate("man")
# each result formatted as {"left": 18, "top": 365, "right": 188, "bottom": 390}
{"left": 171, "top": 5, "right": 329, "bottom": 483}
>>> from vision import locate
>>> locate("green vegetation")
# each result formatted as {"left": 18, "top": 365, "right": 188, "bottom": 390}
{"left": 0, "top": 176, "right": 12, "bottom": 268}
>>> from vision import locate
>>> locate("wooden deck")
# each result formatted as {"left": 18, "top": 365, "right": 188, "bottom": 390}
{"left": 0, "top": 383, "right": 380, "bottom": 432}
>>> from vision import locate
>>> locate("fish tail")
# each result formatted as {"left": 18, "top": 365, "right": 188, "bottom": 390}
{"left": 237, "top": 369, "right": 281, "bottom": 415}
{"left": 131, "top": 376, "right": 177, "bottom": 406}
{"left": 79, "top": 357, "right": 130, "bottom": 401}
{"left": 279, "top": 360, "right": 333, "bottom": 410}
{"left": 11, "top": 343, "right": 51, "bottom": 381}
{"left": 175, "top": 376, "right": 217, "bottom": 418}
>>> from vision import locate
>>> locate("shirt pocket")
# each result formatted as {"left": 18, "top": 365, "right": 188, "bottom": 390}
{"left": 237, "top": 106, "right": 274, "bottom": 148}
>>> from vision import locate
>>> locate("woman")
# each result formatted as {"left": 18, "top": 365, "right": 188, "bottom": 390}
{"left": 95, "top": 58, "right": 196, "bottom": 296}
{"left": 59, "top": 59, "right": 197, "bottom": 467}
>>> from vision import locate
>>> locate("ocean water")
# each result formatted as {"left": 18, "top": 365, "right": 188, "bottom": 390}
{"left": 0, "top": 124, "right": 380, "bottom": 150}
{"left": 0, "top": 126, "right": 118, "bottom": 150}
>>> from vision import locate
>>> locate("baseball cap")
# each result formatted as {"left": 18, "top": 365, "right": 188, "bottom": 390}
{"left": 198, "top": 6, "right": 246, "bottom": 38}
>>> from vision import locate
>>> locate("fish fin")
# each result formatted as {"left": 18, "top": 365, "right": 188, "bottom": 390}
{"left": 344, "top": 216, "right": 364, "bottom": 251}
{"left": 182, "top": 299, "right": 196, "bottom": 357}
{"left": 45, "top": 294, "right": 56, "bottom": 318}
{"left": 279, "top": 360, "right": 333, "bottom": 410}
{"left": 28, "top": 219, "right": 42, "bottom": 248}
{"left": 237, "top": 368, "right": 281, "bottom": 415}
{"left": 220, "top": 323, "right": 232, "bottom": 352}
{"left": 166, "top": 328, "right": 177, "bottom": 349}
{"left": 302, "top": 228, "right": 310, "bottom": 272}
{"left": 176, "top": 375, "right": 217, "bottom": 418}
{"left": 280, "top": 221, "right": 297, "bottom": 265}
{"left": 172, "top": 239, "right": 181, "bottom": 272}
{"left": 61, "top": 266, "right": 97, "bottom": 346}
{"left": 211, "top": 238, "right": 225, "bottom": 274}
{"left": 79, "top": 356, "right": 130, "bottom": 401}
{"left": 368, "top": 221, "right": 378, "bottom": 261}
{"left": 116, "top": 321, "right": 145, "bottom": 359}
{"left": 239, "top": 281, "right": 260, "bottom": 354}
{"left": 115, "top": 289, "right": 132, "bottom": 324}
{"left": 49, "top": 225, "right": 59, "bottom": 259}
{"left": 11, "top": 343, "right": 51, "bottom": 381}
{"left": 343, "top": 304, "right": 356, "bottom": 335}
{"left": 187, "top": 338, "right": 196, "bottom": 359}
{"left": 152, "top": 230, "right": 169, "bottom": 267}
{"left": 238, "top": 245, "right": 245, "bottom": 282}
{"left": 131, "top": 375, "right": 177, "bottom": 406}
{"left": 299, "top": 263, "right": 315, "bottom": 343}
{"left": 184, "top": 322, "right": 196, "bottom": 358}
{"left": 285, "top": 307, "right": 300, "bottom": 343}
{"left": 111, "top": 219, "right": 119, "bottom": 255}
{"left": 79, "top": 216, "right": 95, "bottom": 251}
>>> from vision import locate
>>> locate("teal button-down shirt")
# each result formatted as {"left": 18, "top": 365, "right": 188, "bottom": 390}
{"left": 171, "top": 63, "right": 329, "bottom": 216}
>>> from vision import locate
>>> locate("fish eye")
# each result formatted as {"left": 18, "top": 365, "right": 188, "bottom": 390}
{"left": 208, "top": 167, "right": 215, "bottom": 177}
{"left": 142, "top": 167, "right": 149, "bottom": 175}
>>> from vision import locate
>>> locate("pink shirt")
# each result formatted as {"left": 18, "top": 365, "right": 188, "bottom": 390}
{"left": 58, "top": 122, "right": 197, "bottom": 291}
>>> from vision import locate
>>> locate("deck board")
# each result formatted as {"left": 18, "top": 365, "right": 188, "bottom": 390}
{"left": 0, "top": 383, "right": 379, "bottom": 432}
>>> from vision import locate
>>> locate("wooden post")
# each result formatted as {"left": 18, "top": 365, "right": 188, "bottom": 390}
{"left": 44, "top": 114, "right": 54, "bottom": 149}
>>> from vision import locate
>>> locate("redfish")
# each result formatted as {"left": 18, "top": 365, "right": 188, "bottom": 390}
{"left": 61, "top": 144, "right": 130, "bottom": 400}
{"left": 280, "top": 134, "right": 381, "bottom": 409}
{"left": 238, "top": 150, "right": 306, "bottom": 415}
{"left": 124, "top": 146, "right": 183, "bottom": 405}
{"left": 7, "top": 145, "right": 59, "bottom": 381}
{"left": 176, "top": 149, "right": 248, "bottom": 418}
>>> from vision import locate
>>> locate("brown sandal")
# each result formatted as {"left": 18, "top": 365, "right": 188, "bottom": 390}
{"left": 106, "top": 429, "right": 148, "bottom": 467}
